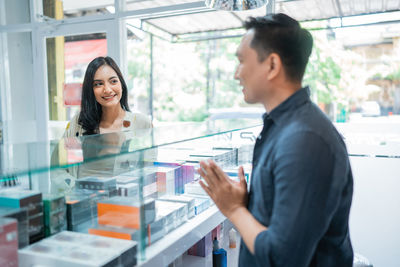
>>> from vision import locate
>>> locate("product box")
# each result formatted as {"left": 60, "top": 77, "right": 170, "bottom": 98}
{"left": 189, "top": 151, "right": 223, "bottom": 166}
{"left": 212, "top": 224, "right": 222, "bottom": 241}
{"left": 117, "top": 183, "right": 139, "bottom": 197}
{"left": 90, "top": 218, "right": 165, "bottom": 246}
{"left": 0, "top": 217, "right": 18, "bottom": 267}
{"left": 213, "top": 147, "right": 239, "bottom": 167}
{"left": 182, "top": 162, "right": 198, "bottom": 185}
{"left": 188, "top": 231, "right": 213, "bottom": 257}
{"left": 97, "top": 197, "right": 155, "bottom": 229}
{"left": 44, "top": 209, "right": 67, "bottom": 236}
{"left": 28, "top": 212, "right": 44, "bottom": 240}
{"left": 117, "top": 169, "right": 157, "bottom": 186}
{"left": 115, "top": 169, "right": 158, "bottom": 199}
{"left": 223, "top": 167, "right": 251, "bottom": 184}
{"left": 146, "top": 166, "right": 175, "bottom": 196}
{"left": 153, "top": 162, "right": 184, "bottom": 194}
{"left": 43, "top": 194, "right": 65, "bottom": 214}
{"left": 18, "top": 231, "right": 137, "bottom": 267}
{"left": 184, "top": 181, "right": 208, "bottom": 196}
{"left": 43, "top": 194, "right": 66, "bottom": 237}
{"left": 155, "top": 200, "right": 188, "bottom": 231}
{"left": 89, "top": 225, "right": 139, "bottom": 242}
{"left": 237, "top": 144, "right": 255, "bottom": 165}
{"left": 65, "top": 193, "right": 94, "bottom": 227}
{"left": 0, "top": 207, "right": 29, "bottom": 248}
{"left": 68, "top": 219, "right": 96, "bottom": 233}
{"left": 183, "top": 194, "right": 211, "bottom": 215}
{"left": 0, "top": 189, "right": 42, "bottom": 217}
{"left": 0, "top": 189, "right": 47, "bottom": 244}
{"left": 158, "top": 195, "right": 195, "bottom": 219}
{"left": 76, "top": 177, "right": 117, "bottom": 191}
{"left": 147, "top": 215, "right": 165, "bottom": 245}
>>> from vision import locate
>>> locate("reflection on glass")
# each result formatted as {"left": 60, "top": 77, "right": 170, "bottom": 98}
{"left": 0, "top": 119, "right": 262, "bottom": 180}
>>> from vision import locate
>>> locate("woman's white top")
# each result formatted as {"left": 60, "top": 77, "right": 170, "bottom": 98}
{"left": 64, "top": 111, "right": 152, "bottom": 137}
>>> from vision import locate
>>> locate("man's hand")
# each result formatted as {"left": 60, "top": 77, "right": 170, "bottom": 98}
{"left": 198, "top": 160, "right": 268, "bottom": 254}
{"left": 197, "top": 159, "right": 248, "bottom": 219}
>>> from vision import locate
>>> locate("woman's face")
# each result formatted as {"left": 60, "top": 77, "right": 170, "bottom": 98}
{"left": 92, "top": 65, "right": 123, "bottom": 108}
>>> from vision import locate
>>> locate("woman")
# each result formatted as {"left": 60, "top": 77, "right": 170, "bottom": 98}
{"left": 51, "top": 57, "right": 153, "bottom": 193}
{"left": 64, "top": 56, "right": 151, "bottom": 137}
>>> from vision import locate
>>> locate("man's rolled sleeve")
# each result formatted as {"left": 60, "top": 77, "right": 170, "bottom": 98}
{"left": 253, "top": 130, "right": 340, "bottom": 267}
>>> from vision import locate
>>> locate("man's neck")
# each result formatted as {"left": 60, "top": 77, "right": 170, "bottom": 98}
{"left": 262, "top": 82, "right": 302, "bottom": 113}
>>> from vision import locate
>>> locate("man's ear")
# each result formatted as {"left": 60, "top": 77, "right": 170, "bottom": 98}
{"left": 264, "top": 53, "right": 282, "bottom": 81}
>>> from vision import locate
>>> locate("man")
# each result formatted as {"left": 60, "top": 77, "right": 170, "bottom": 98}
{"left": 198, "top": 13, "right": 353, "bottom": 267}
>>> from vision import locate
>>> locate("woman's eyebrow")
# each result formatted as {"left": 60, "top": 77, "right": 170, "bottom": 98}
{"left": 93, "top": 79, "right": 103, "bottom": 82}
{"left": 108, "top": 76, "right": 118, "bottom": 80}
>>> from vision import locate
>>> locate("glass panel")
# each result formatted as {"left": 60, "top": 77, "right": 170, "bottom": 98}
{"left": 0, "top": 119, "right": 262, "bottom": 180}
{"left": 126, "top": 26, "right": 151, "bottom": 116}
{"left": 1, "top": 32, "right": 36, "bottom": 144}
{"left": 1, "top": 0, "right": 31, "bottom": 25}
{"left": 46, "top": 33, "right": 107, "bottom": 140}
{"left": 43, "top": 0, "right": 115, "bottom": 20}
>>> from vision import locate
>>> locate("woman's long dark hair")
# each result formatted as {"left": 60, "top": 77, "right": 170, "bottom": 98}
{"left": 78, "top": 56, "right": 130, "bottom": 135}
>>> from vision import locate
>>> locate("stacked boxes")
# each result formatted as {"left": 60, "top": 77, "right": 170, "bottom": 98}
{"left": 154, "top": 200, "right": 188, "bottom": 232}
{"left": 0, "top": 189, "right": 44, "bottom": 244}
{"left": 42, "top": 194, "right": 66, "bottom": 237}
{"left": 116, "top": 169, "right": 157, "bottom": 199}
{"left": 183, "top": 194, "right": 211, "bottom": 215}
{"left": 117, "top": 183, "right": 139, "bottom": 197}
{"left": 0, "top": 217, "right": 18, "bottom": 267}
{"left": 153, "top": 162, "right": 184, "bottom": 194}
{"left": 0, "top": 207, "right": 29, "bottom": 248}
{"left": 18, "top": 231, "right": 137, "bottom": 267}
{"left": 213, "top": 147, "right": 239, "bottom": 167}
{"left": 182, "top": 162, "right": 198, "bottom": 186}
{"left": 184, "top": 181, "right": 208, "bottom": 196}
{"left": 89, "top": 197, "right": 156, "bottom": 247}
{"left": 89, "top": 225, "right": 139, "bottom": 242}
{"left": 147, "top": 167, "right": 175, "bottom": 197}
{"left": 75, "top": 177, "right": 118, "bottom": 197}
{"left": 238, "top": 144, "right": 255, "bottom": 165}
{"left": 65, "top": 192, "right": 97, "bottom": 232}
{"left": 189, "top": 149, "right": 234, "bottom": 169}
{"left": 96, "top": 197, "right": 155, "bottom": 230}
{"left": 158, "top": 195, "right": 195, "bottom": 219}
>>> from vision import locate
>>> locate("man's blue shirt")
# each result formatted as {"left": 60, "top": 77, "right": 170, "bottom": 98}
{"left": 238, "top": 87, "right": 353, "bottom": 267}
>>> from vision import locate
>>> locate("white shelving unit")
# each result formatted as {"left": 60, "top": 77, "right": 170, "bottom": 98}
{"left": 139, "top": 205, "right": 226, "bottom": 267}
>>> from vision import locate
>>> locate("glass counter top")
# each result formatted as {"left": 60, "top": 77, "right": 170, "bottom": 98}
{"left": 0, "top": 119, "right": 262, "bottom": 180}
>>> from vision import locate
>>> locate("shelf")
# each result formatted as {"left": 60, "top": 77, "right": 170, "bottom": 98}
{"left": 139, "top": 205, "right": 226, "bottom": 267}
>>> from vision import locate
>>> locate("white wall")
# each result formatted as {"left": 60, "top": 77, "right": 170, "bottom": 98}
{"left": 349, "top": 157, "right": 400, "bottom": 267}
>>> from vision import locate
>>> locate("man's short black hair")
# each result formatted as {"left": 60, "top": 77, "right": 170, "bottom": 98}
{"left": 244, "top": 13, "right": 313, "bottom": 82}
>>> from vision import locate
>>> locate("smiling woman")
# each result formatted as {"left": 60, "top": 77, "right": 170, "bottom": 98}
{"left": 63, "top": 56, "right": 152, "bottom": 137}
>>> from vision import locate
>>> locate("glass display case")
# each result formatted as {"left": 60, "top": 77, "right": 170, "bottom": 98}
{"left": 0, "top": 119, "right": 262, "bottom": 266}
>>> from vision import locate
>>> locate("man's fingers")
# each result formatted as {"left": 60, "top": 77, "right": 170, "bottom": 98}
{"left": 199, "top": 161, "right": 217, "bottom": 188}
{"left": 208, "top": 160, "right": 229, "bottom": 183}
{"left": 199, "top": 180, "right": 214, "bottom": 199}
{"left": 238, "top": 166, "right": 248, "bottom": 189}
{"left": 197, "top": 167, "right": 207, "bottom": 178}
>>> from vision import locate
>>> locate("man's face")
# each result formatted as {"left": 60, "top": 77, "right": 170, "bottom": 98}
{"left": 234, "top": 30, "right": 269, "bottom": 104}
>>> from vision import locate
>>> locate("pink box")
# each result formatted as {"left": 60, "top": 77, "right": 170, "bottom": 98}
{"left": 212, "top": 224, "right": 222, "bottom": 241}
{"left": 0, "top": 218, "right": 18, "bottom": 267}
{"left": 188, "top": 232, "right": 212, "bottom": 257}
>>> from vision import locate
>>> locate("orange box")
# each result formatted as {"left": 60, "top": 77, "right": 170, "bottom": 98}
{"left": 97, "top": 202, "right": 140, "bottom": 229}
{"left": 97, "top": 197, "right": 155, "bottom": 230}
{"left": 89, "top": 226, "right": 138, "bottom": 240}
